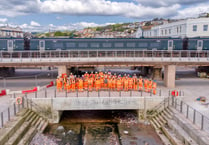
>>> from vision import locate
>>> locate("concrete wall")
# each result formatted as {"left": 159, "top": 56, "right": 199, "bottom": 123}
{"left": 30, "top": 96, "right": 166, "bottom": 123}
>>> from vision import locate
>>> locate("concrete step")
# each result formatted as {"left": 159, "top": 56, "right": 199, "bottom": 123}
{"left": 17, "top": 127, "right": 37, "bottom": 145}
{"left": 28, "top": 113, "right": 37, "bottom": 124}
{"left": 31, "top": 115, "right": 40, "bottom": 126}
{"left": 152, "top": 117, "right": 161, "bottom": 128}
{"left": 25, "top": 111, "right": 35, "bottom": 122}
{"left": 162, "top": 126, "right": 184, "bottom": 145}
{"left": 5, "top": 121, "right": 30, "bottom": 145}
{"left": 162, "top": 110, "right": 172, "bottom": 120}
{"left": 155, "top": 116, "right": 164, "bottom": 126}
{"left": 39, "top": 121, "right": 49, "bottom": 133}
{"left": 165, "top": 108, "right": 173, "bottom": 116}
{"left": 37, "top": 119, "right": 45, "bottom": 131}
{"left": 167, "top": 120, "right": 198, "bottom": 145}
{"left": 150, "top": 120, "right": 158, "bottom": 130}
{"left": 35, "top": 118, "right": 43, "bottom": 129}
{"left": 157, "top": 113, "right": 167, "bottom": 124}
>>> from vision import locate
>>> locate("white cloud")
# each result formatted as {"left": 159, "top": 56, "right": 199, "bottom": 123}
{"left": 30, "top": 21, "right": 41, "bottom": 27}
{"left": 38, "top": 0, "right": 179, "bottom": 18}
{"left": 173, "top": 4, "right": 209, "bottom": 19}
{"left": 0, "top": 18, "right": 8, "bottom": 23}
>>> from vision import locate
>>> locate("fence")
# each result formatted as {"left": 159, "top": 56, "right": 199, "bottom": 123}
{"left": 18, "top": 87, "right": 184, "bottom": 98}
{"left": 0, "top": 50, "right": 209, "bottom": 59}
{"left": 171, "top": 96, "right": 209, "bottom": 134}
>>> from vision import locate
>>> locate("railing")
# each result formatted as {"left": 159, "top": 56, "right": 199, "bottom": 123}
{"left": 171, "top": 96, "right": 209, "bottom": 134}
{"left": 0, "top": 50, "right": 209, "bottom": 60}
{"left": 20, "top": 87, "right": 176, "bottom": 98}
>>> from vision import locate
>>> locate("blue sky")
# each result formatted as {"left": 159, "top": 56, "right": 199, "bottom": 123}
{"left": 0, "top": 0, "right": 209, "bottom": 32}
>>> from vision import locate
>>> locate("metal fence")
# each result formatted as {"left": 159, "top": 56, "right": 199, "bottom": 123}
{"left": 18, "top": 87, "right": 184, "bottom": 98}
{"left": 0, "top": 50, "right": 209, "bottom": 59}
{"left": 171, "top": 96, "right": 209, "bottom": 134}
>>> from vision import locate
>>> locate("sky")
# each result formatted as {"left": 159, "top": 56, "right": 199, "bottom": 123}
{"left": 0, "top": 0, "right": 209, "bottom": 32}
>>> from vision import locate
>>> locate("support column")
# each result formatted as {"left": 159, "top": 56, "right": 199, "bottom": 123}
{"left": 153, "top": 67, "right": 162, "bottom": 81}
{"left": 50, "top": 110, "right": 63, "bottom": 123}
{"left": 58, "top": 66, "right": 69, "bottom": 76}
{"left": 164, "top": 65, "right": 176, "bottom": 88}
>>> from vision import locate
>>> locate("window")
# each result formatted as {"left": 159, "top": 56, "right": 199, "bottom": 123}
{"left": 169, "top": 41, "right": 172, "bottom": 47}
{"left": 198, "top": 41, "right": 202, "bottom": 47}
{"left": 103, "top": 43, "right": 111, "bottom": 47}
{"left": 40, "top": 41, "right": 44, "bottom": 47}
{"left": 193, "top": 25, "right": 197, "bottom": 31}
{"left": 66, "top": 43, "right": 76, "bottom": 47}
{"left": 203, "top": 25, "right": 208, "bottom": 31}
{"left": 150, "top": 43, "right": 159, "bottom": 47}
{"left": 138, "top": 42, "right": 148, "bottom": 47}
{"left": 90, "top": 43, "right": 100, "bottom": 48}
{"left": 78, "top": 43, "right": 88, "bottom": 47}
{"left": 177, "top": 27, "right": 179, "bottom": 33}
{"left": 180, "top": 26, "right": 182, "bottom": 32}
{"left": 165, "top": 30, "right": 167, "bottom": 35}
{"left": 161, "top": 30, "right": 163, "bottom": 35}
{"left": 127, "top": 43, "right": 136, "bottom": 47}
{"left": 169, "top": 29, "right": 171, "bottom": 34}
{"left": 115, "top": 42, "right": 124, "bottom": 48}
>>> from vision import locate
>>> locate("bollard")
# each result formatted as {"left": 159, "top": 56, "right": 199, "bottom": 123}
{"left": 141, "top": 90, "right": 142, "bottom": 96}
{"left": 119, "top": 91, "right": 121, "bottom": 97}
{"left": 14, "top": 103, "right": 16, "bottom": 115}
{"left": 168, "top": 90, "right": 170, "bottom": 97}
{"left": 150, "top": 90, "right": 152, "bottom": 96}
{"left": 76, "top": 89, "right": 78, "bottom": 97}
{"left": 130, "top": 90, "right": 132, "bottom": 97}
{"left": 201, "top": 115, "right": 204, "bottom": 130}
{"left": 193, "top": 110, "right": 196, "bottom": 124}
{"left": 109, "top": 89, "right": 110, "bottom": 97}
{"left": 180, "top": 101, "right": 183, "bottom": 113}
{"left": 35, "top": 91, "right": 37, "bottom": 98}
{"left": 8, "top": 108, "right": 10, "bottom": 121}
{"left": 186, "top": 105, "right": 189, "bottom": 118}
{"left": 22, "top": 97, "right": 24, "bottom": 108}
{"left": 159, "top": 90, "right": 161, "bottom": 96}
{"left": 87, "top": 90, "right": 89, "bottom": 97}
{"left": 65, "top": 91, "right": 67, "bottom": 97}
{"left": 98, "top": 90, "right": 100, "bottom": 97}
{"left": 54, "top": 89, "right": 56, "bottom": 98}
{"left": 13, "top": 93, "right": 16, "bottom": 99}
{"left": 45, "top": 89, "right": 47, "bottom": 98}
{"left": 1, "top": 112, "right": 3, "bottom": 127}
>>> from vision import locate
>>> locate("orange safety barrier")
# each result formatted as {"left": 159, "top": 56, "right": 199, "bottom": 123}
{"left": 22, "top": 87, "right": 37, "bottom": 94}
{"left": 0, "top": 90, "right": 6, "bottom": 96}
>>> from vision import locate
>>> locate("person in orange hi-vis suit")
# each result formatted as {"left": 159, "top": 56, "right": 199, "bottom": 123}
{"left": 66, "top": 79, "right": 71, "bottom": 92}
{"left": 133, "top": 74, "right": 137, "bottom": 91}
{"left": 112, "top": 78, "right": 116, "bottom": 90}
{"left": 152, "top": 81, "right": 157, "bottom": 95}
{"left": 56, "top": 77, "right": 62, "bottom": 92}
{"left": 144, "top": 79, "right": 148, "bottom": 92}
{"left": 104, "top": 76, "right": 108, "bottom": 89}
{"left": 124, "top": 77, "right": 128, "bottom": 91}
{"left": 83, "top": 77, "right": 88, "bottom": 91}
{"left": 88, "top": 77, "right": 93, "bottom": 92}
{"left": 128, "top": 76, "right": 133, "bottom": 91}
{"left": 71, "top": 78, "right": 76, "bottom": 92}
{"left": 117, "top": 77, "right": 122, "bottom": 91}
{"left": 95, "top": 78, "right": 100, "bottom": 91}
{"left": 78, "top": 78, "right": 84, "bottom": 92}
{"left": 108, "top": 77, "right": 112, "bottom": 90}
{"left": 138, "top": 76, "right": 143, "bottom": 91}
{"left": 148, "top": 79, "right": 153, "bottom": 93}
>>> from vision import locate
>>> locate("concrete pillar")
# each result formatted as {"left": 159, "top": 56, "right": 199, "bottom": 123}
{"left": 164, "top": 65, "right": 176, "bottom": 88}
{"left": 153, "top": 67, "right": 162, "bottom": 81}
{"left": 58, "top": 66, "right": 69, "bottom": 76}
{"left": 50, "top": 110, "right": 63, "bottom": 123}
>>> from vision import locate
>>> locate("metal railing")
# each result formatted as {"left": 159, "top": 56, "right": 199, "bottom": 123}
{"left": 21, "top": 87, "right": 177, "bottom": 98}
{"left": 171, "top": 96, "right": 209, "bottom": 134}
{"left": 0, "top": 50, "right": 209, "bottom": 60}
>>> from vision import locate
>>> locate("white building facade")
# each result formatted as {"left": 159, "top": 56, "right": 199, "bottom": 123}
{"left": 0, "top": 26, "right": 23, "bottom": 38}
{"left": 136, "top": 18, "right": 209, "bottom": 38}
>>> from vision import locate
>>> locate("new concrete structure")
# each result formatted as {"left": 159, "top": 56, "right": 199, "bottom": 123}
{"left": 136, "top": 18, "right": 209, "bottom": 38}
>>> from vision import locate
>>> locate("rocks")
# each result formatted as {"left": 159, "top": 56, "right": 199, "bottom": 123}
{"left": 54, "top": 126, "right": 65, "bottom": 135}
{"left": 29, "top": 133, "right": 58, "bottom": 145}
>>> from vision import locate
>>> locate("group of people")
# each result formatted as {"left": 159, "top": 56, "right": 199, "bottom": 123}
{"left": 56, "top": 72, "right": 157, "bottom": 94}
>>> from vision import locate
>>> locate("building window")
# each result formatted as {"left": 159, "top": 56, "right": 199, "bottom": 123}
{"left": 180, "top": 26, "right": 182, "bottom": 32}
{"left": 165, "top": 30, "right": 167, "bottom": 35}
{"left": 203, "top": 25, "right": 208, "bottom": 31}
{"left": 193, "top": 25, "right": 197, "bottom": 31}
{"left": 177, "top": 27, "right": 179, "bottom": 33}
{"left": 161, "top": 30, "right": 163, "bottom": 35}
{"left": 169, "top": 29, "right": 171, "bottom": 34}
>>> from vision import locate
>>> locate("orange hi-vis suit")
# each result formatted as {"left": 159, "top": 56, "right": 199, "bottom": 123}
{"left": 71, "top": 79, "right": 76, "bottom": 92}
{"left": 83, "top": 78, "right": 88, "bottom": 90}
{"left": 133, "top": 77, "right": 137, "bottom": 91}
{"left": 66, "top": 80, "right": 71, "bottom": 92}
{"left": 56, "top": 78, "right": 62, "bottom": 91}
{"left": 88, "top": 78, "right": 93, "bottom": 91}
{"left": 138, "top": 78, "right": 143, "bottom": 91}
{"left": 144, "top": 79, "right": 148, "bottom": 92}
{"left": 112, "top": 78, "right": 116, "bottom": 90}
{"left": 128, "top": 78, "right": 133, "bottom": 90}
{"left": 148, "top": 80, "right": 153, "bottom": 93}
{"left": 152, "top": 82, "right": 157, "bottom": 95}
{"left": 117, "top": 79, "right": 122, "bottom": 91}
{"left": 124, "top": 78, "right": 128, "bottom": 91}
{"left": 78, "top": 79, "right": 83, "bottom": 92}
{"left": 104, "top": 77, "right": 108, "bottom": 89}
{"left": 95, "top": 79, "right": 100, "bottom": 91}
{"left": 108, "top": 78, "right": 112, "bottom": 89}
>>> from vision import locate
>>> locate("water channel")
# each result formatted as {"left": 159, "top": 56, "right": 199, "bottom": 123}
{"left": 30, "top": 110, "right": 163, "bottom": 145}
